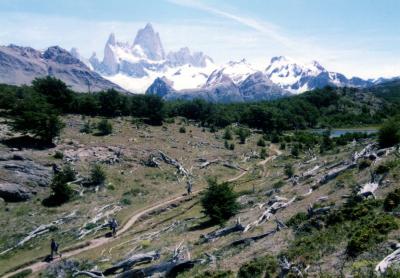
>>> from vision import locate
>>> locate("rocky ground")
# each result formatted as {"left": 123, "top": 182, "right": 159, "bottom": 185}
{"left": 0, "top": 115, "right": 399, "bottom": 278}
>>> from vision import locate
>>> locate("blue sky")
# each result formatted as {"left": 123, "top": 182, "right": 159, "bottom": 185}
{"left": 0, "top": 0, "right": 399, "bottom": 78}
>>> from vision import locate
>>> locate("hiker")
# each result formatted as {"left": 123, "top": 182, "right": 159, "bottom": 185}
{"left": 109, "top": 218, "right": 118, "bottom": 237}
{"left": 186, "top": 180, "right": 192, "bottom": 195}
{"left": 50, "top": 239, "right": 61, "bottom": 259}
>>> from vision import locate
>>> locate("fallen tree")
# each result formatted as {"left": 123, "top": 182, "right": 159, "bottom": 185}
{"left": 0, "top": 210, "right": 77, "bottom": 255}
{"left": 245, "top": 196, "right": 296, "bottom": 231}
{"left": 230, "top": 219, "right": 286, "bottom": 246}
{"left": 201, "top": 219, "right": 245, "bottom": 242}
{"left": 375, "top": 244, "right": 400, "bottom": 273}
{"left": 103, "top": 251, "right": 160, "bottom": 275}
{"left": 158, "top": 150, "right": 190, "bottom": 178}
{"left": 318, "top": 163, "right": 357, "bottom": 185}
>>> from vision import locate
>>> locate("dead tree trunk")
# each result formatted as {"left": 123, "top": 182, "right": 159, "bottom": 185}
{"left": 375, "top": 246, "right": 400, "bottom": 273}
{"left": 158, "top": 151, "right": 190, "bottom": 178}
{"left": 103, "top": 251, "right": 160, "bottom": 275}
{"left": 201, "top": 219, "right": 245, "bottom": 242}
{"left": 116, "top": 259, "right": 203, "bottom": 278}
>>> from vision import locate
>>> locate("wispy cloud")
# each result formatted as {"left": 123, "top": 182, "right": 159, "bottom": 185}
{"left": 167, "top": 0, "right": 295, "bottom": 49}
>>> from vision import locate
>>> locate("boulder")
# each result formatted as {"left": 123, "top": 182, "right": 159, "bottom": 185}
{"left": 0, "top": 182, "right": 31, "bottom": 202}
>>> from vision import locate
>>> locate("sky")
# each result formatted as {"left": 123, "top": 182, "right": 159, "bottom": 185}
{"left": 0, "top": 0, "right": 399, "bottom": 79}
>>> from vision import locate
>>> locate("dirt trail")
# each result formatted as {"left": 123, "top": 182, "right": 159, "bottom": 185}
{"left": 2, "top": 191, "right": 201, "bottom": 278}
{"left": 3, "top": 149, "right": 281, "bottom": 277}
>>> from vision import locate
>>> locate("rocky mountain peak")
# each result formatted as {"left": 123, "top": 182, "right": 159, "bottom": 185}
{"left": 133, "top": 23, "right": 165, "bottom": 61}
{"left": 43, "top": 46, "right": 82, "bottom": 65}
{"left": 107, "top": 33, "right": 116, "bottom": 46}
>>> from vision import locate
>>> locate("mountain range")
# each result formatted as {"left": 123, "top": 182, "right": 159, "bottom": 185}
{"left": 0, "top": 23, "right": 397, "bottom": 102}
{"left": 0, "top": 44, "right": 124, "bottom": 92}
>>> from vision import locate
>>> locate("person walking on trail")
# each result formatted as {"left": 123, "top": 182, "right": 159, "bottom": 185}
{"left": 109, "top": 218, "right": 118, "bottom": 237}
{"left": 50, "top": 239, "right": 61, "bottom": 259}
{"left": 186, "top": 180, "right": 192, "bottom": 196}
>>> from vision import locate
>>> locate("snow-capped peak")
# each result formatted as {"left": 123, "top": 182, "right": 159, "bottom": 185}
{"left": 133, "top": 22, "right": 165, "bottom": 61}
{"left": 265, "top": 56, "right": 327, "bottom": 93}
{"left": 206, "top": 59, "right": 256, "bottom": 87}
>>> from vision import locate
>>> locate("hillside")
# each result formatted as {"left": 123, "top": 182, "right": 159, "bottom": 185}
{"left": 0, "top": 79, "right": 399, "bottom": 277}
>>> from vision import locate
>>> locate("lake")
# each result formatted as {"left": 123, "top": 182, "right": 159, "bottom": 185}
{"left": 312, "top": 128, "right": 378, "bottom": 138}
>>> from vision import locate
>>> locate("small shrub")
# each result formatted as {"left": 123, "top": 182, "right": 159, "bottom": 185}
{"left": 280, "top": 143, "right": 286, "bottom": 150}
{"left": 257, "top": 138, "right": 266, "bottom": 147}
{"left": 237, "top": 256, "right": 278, "bottom": 278}
{"left": 179, "top": 126, "right": 186, "bottom": 133}
{"left": 260, "top": 148, "right": 268, "bottom": 159}
{"left": 43, "top": 165, "right": 75, "bottom": 206}
{"left": 358, "top": 159, "right": 372, "bottom": 170}
{"left": 195, "top": 270, "right": 235, "bottom": 278}
{"left": 273, "top": 180, "right": 284, "bottom": 189}
{"left": 210, "top": 126, "right": 218, "bottom": 133}
{"left": 97, "top": 119, "right": 113, "bottom": 135}
{"left": 375, "top": 164, "right": 390, "bottom": 174}
{"left": 90, "top": 164, "right": 106, "bottom": 185}
{"left": 9, "top": 269, "right": 33, "bottom": 278}
{"left": 223, "top": 128, "right": 233, "bottom": 140}
{"left": 120, "top": 198, "right": 132, "bottom": 206}
{"left": 378, "top": 117, "right": 400, "bottom": 148}
{"left": 286, "top": 212, "right": 308, "bottom": 229}
{"left": 346, "top": 214, "right": 398, "bottom": 257}
{"left": 236, "top": 127, "right": 250, "bottom": 144}
{"left": 53, "top": 151, "right": 64, "bottom": 159}
{"left": 229, "top": 143, "right": 235, "bottom": 150}
{"left": 384, "top": 189, "right": 400, "bottom": 212}
{"left": 80, "top": 120, "right": 92, "bottom": 134}
{"left": 284, "top": 164, "right": 294, "bottom": 178}
{"left": 291, "top": 145, "right": 300, "bottom": 157}
{"left": 224, "top": 140, "right": 230, "bottom": 149}
{"left": 201, "top": 178, "right": 239, "bottom": 224}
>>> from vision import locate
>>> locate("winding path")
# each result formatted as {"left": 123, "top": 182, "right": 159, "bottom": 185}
{"left": 3, "top": 149, "right": 280, "bottom": 277}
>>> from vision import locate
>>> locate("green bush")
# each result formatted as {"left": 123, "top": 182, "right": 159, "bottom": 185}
{"left": 10, "top": 94, "right": 64, "bottom": 144}
{"left": 80, "top": 120, "right": 93, "bottom": 134}
{"left": 90, "top": 164, "right": 106, "bottom": 185}
{"left": 9, "top": 269, "right": 33, "bottom": 278}
{"left": 97, "top": 119, "right": 113, "bottom": 135}
{"left": 43, "top": 165, "right": 75, "bottom": 206}
{"left": 384, "top": 189, "right": 400, "bottom": 212}
{"left": 260, "top": 148, "right": 268, "bottom": 159}
{"left": 284, "top": 164, "right": 294, "bottom": 178}
{"left": 229, "top": 143, "right": 235, "bottom": 150}
{"left": 379, "top": 117, "right": 400, "bottom": 148}
{"left": 273, "top": 180, "right": 284, "bottom": 189}
{"left": 224, "top": 140, "right": 230, "bottom": 149}
{"left": 53, "top": 151, "right": 64, "bottom": 159}
{"left": 347, "top": 214, "right": 398, "bottom": 257}
{"left": 236, "top": 127, "right": 250, "bottom": 144}
{"left": 286, "top": 212, "right": 308, "bottom": 228}
{"left": 358, "top": 159, "right": 372, "bottom": 170}
{"left": 194, "top": 270, "right": 235, "bottom": 278}
{"left": 257, "top": 138, "right": 266, "bottom": 147}
{"left": 291, "top": 144, "right": 300, "bottom": 157}
{"left": 223, "top": 128, "right": 233, "bottom": 140}
{"left": 201, "top": 178, "right": 239, "bottom": 224}
{"left": 179, "top": 126, "right": 186, "bottom": 133}
{"left": 237, "top": 256, "right": 278, "bottom": 278}
{"left": 120, "top": 198, "right": 132, "bottom": 206}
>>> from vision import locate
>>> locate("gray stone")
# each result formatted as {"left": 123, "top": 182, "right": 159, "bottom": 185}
{"left": 0, "top": 182, "right": 31, "bottom": 202}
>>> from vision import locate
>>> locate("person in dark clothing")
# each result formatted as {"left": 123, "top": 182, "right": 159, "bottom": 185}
{"left": 186, "top": 180, "right": 192, "bottom": 196}
{"left": 50, "top": 239, "right": 61, "bottom": 259}
{"left": 109, "top": 218, "right": 118, "bottom": 237}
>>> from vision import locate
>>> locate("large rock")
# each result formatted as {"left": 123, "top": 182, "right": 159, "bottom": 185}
{"left": 0, "top": 182, "right": 31, "bottom": 202}
{"left": 0, "top": 154, "right": 51, "bottom": 187}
